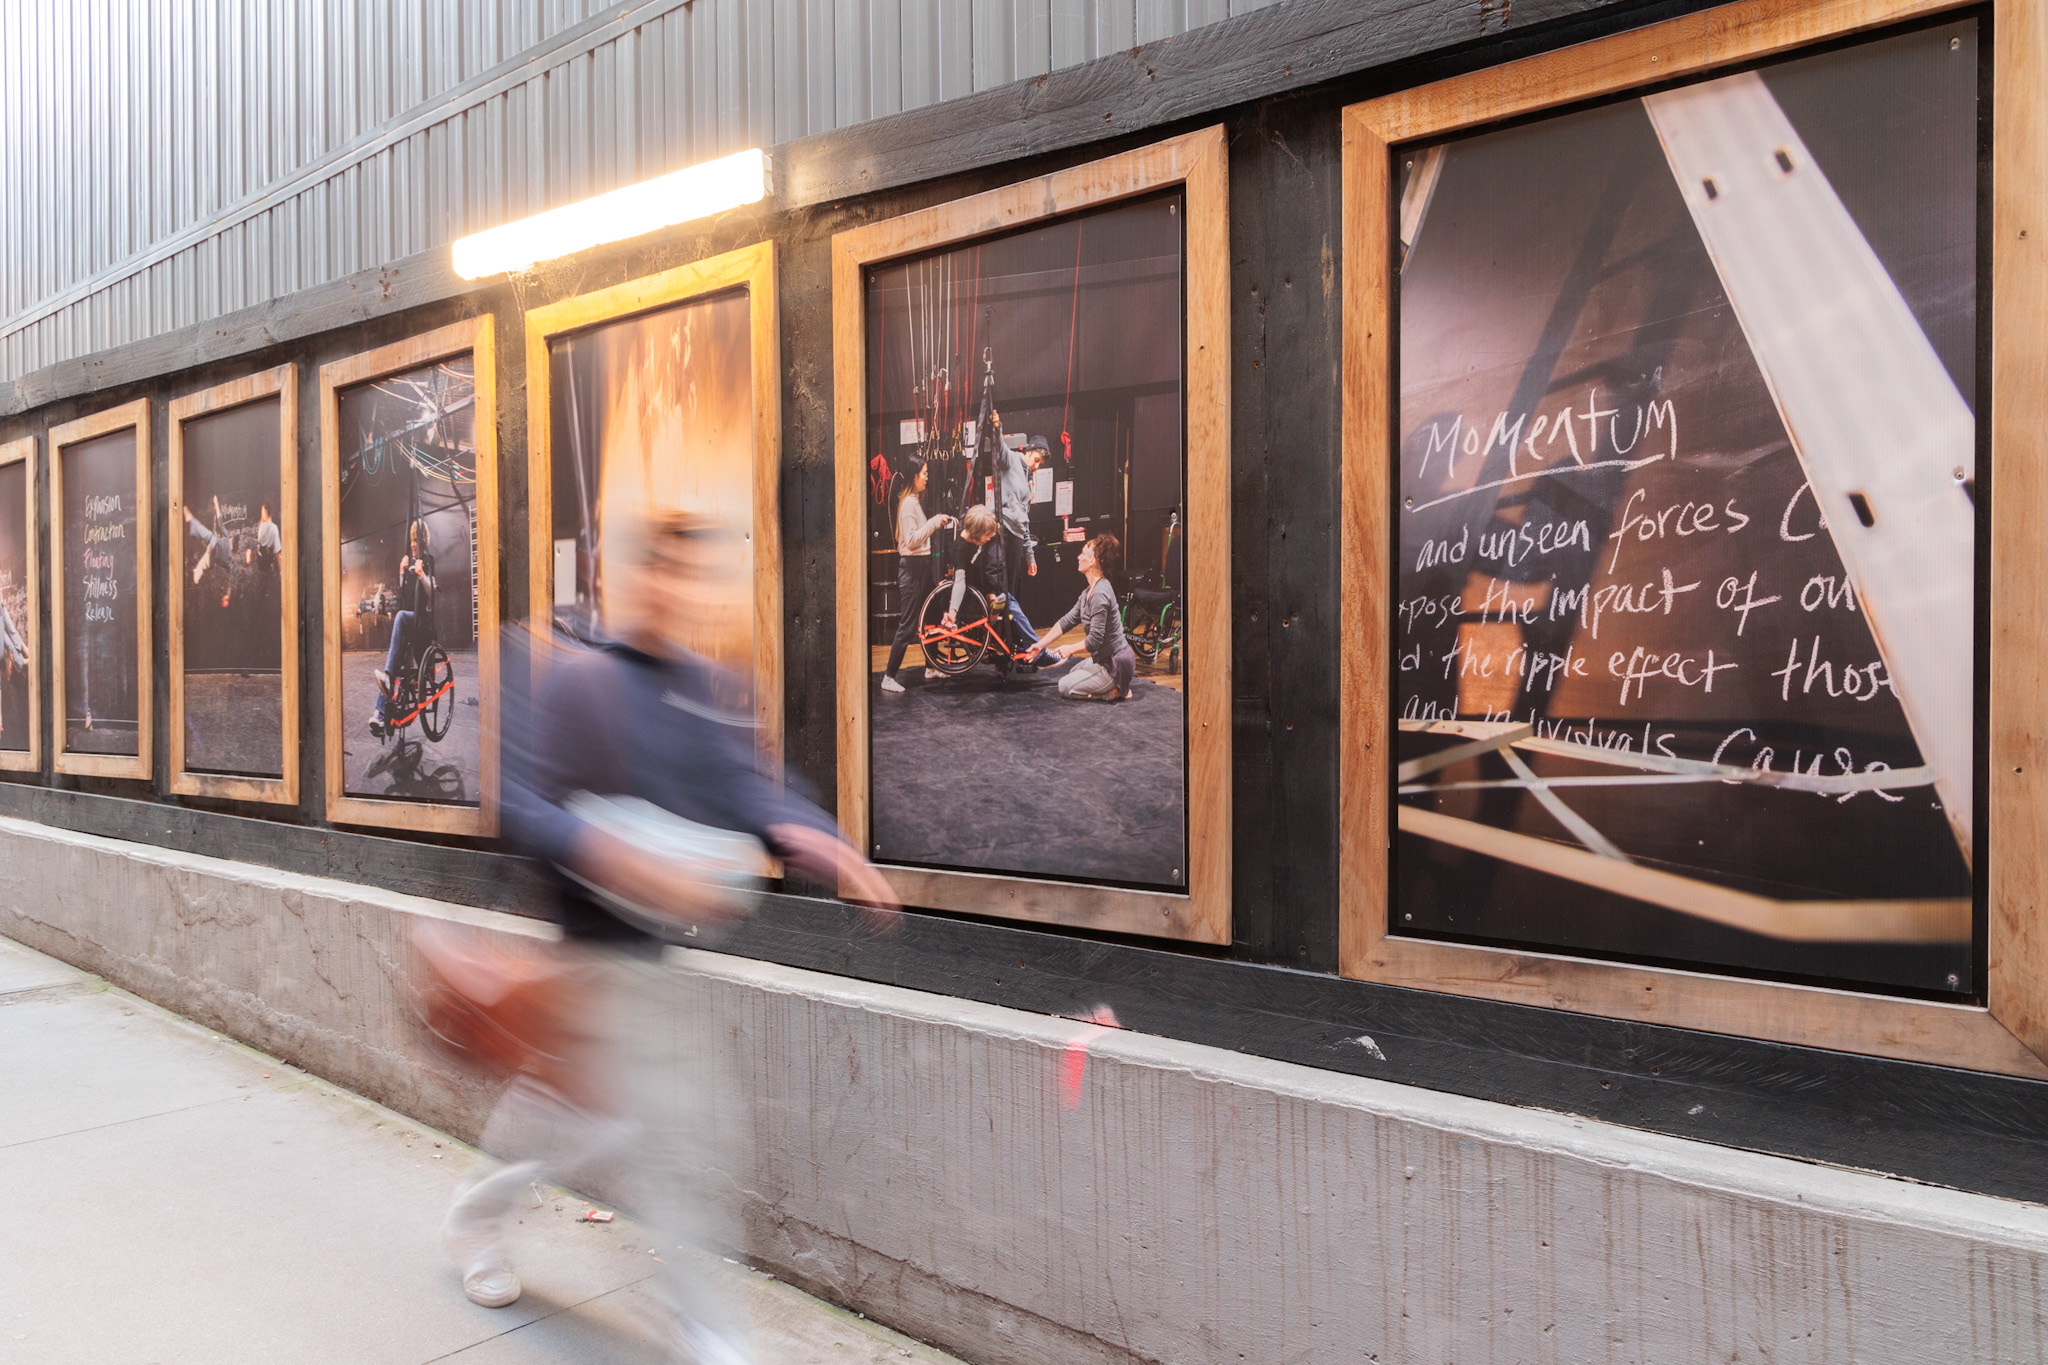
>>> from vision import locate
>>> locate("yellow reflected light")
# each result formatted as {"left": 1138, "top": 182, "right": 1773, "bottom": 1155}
{"left": 451, "top": 148, "right": 769, "bottom": 279}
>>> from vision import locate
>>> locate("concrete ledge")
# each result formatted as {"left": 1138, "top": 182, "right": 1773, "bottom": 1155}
{"left": 6, "top": 815, "right": 2048, "bottom": 1363}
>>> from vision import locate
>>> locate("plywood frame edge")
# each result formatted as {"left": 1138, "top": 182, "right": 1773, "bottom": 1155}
{"left": 48, "top": 398, "right": 152, "bottom": 782}
{"left": 166, "top": 364, "right": 299, "bottom": 804}
{"left": 1337, "top": 0, "right": 2046, "bottom": 1075}
{"left": 1987, "top": 0, "right": 2048, "bottom": 1060}
{"left": 320, "top": 316, "right": 497, "bottom": 837}
{"left": 0, "top": 437, "right": 38, "bottom": 773}
{"left": 522, "top": 241, "right": 785, "bottom": 769}
{"left": 831, "top": 125, "right": 1231, "bottom": 944}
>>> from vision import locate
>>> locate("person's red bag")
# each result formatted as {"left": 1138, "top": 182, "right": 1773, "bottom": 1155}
{"left": 408, "top": 921, "right": 590, "bottom": 1103}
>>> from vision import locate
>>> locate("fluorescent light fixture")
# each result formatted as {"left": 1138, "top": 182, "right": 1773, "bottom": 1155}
{"left": 451, "top": 148, "right": 769, "bottom": 279}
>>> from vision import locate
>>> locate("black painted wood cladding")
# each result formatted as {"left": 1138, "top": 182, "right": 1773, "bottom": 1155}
{"left": 10, "top": 0, "right": 2038, "bottom": 1199}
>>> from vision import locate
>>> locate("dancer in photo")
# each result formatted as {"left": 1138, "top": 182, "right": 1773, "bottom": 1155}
{"left": 1036, "top": 533, "right": 1136, "bottom": 702}
{"left": 0, "top": 592, "right": 24, "bottom": 740}
{"left": 370, "top": 519, "right": 436, "bottom": 737}
{"left": 184, "top": 496, "right": 237, "bottom": 609}
{"left": 880, "top": 457, "right": 953, "bottom": 695}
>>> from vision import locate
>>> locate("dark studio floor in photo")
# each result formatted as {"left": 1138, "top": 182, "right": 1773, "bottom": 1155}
{"left": 869, "top": 664, "right": 1186, "bottom": 887}
{"left": 0, "top": 673, "right": 26, "bottom": 756}
{"left": 182, "top": 671, "right": 285, "bottom": 778}
{"left": 63, "top": 720, "right": 140, "bottom": 756}
{"left": 340, "top": 648, "right": 480, "bottom": 807}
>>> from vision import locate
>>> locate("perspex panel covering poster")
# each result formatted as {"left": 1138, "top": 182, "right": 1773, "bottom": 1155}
{"left": 548, "top": 288, "right": 755, "bottom": 692}
{"left": 336, "top": 356, "right": 482, "bottom": 806}
{"left": 0, "top": 457, "right": 28, "bottom": 754}
{"left": 1391, "top": 21, "right": 1980, "bottom": 995}
{"left": 179, "top": 399, "right": 286, "bottom": 777}
{"left": 863, "top": 193, "right": 1188, "bottom": 889}
{"left": 61, "top": 429, "right": 141, "bottom": 757}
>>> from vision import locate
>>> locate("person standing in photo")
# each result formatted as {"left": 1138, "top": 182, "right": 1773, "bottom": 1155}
{"left": 880, "top": 457, "right": 954, "bottom": 695}
{"left": 252, "top": 501, "right": 283, "bottom": 632}
{"left": 1035, "top": 533, "right": 1136, "bottom": 702}
{"left": 253, "top": 502, "right": 281, "bottom": 570}
{"left": 992, "top": 429, "right": 1049, "bottom": 654}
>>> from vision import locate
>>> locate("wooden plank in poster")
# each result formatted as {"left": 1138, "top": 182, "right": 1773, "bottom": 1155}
{"left": 319, "top": 317, "right": 499, "bottom": 837}
{"left": 48, "top": 399, "right": 151, "bottom": 782}
{"left": 831, "top": 125, "right": 1231, "bottom": 944}
{"left": 1340, "top": 0, "right": 2048, "bottom": 1076}
{"left": 167, "top": 364, "right": 299, "bottom": 805}
{"left": 0, "top": 437, "right": 39, "bottom": 773}
{"left": 522, "top": 242, "right": 784, "bottom": 767}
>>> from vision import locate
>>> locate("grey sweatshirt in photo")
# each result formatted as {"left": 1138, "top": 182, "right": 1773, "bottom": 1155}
{"left": 1053, "top": 577, "right": 1130, "bottom": 669}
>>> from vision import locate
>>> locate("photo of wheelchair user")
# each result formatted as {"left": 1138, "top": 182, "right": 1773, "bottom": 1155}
{"left": 861, "top": 190, "right": 1189, "bottom": 890}
{"left": 335, "top": 353, "right": 482, "bottom": 806}
{"left": 370, "top": 517, "right": 436, "bottom": 738}
{"left": 931, "top": 505, "right": 1034, "bottom": 679}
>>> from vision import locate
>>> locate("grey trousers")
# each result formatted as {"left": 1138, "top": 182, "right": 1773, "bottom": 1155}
{"left": 457, "top": 945, "right": 750, "bottom": 1346}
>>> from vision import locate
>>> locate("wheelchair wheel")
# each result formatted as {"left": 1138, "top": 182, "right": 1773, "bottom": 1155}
{"left": 417, "top": 644, "right": 457, "bottom": 742}
{"left": 917, "top": 583, "right": 988, "bottom": 677}
{"left": 1129, "top": 600, "right": 1179, "bottom": 665}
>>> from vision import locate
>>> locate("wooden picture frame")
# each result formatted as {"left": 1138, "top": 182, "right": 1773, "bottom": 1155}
{"left": 832, "top": 126, "right": 1232, "bottom": 943}
{"left": 48, "top": 398, "right": 152, "bottom": 781}
{"left": 1340, "top": 0, "right": 2048, "bottom": 1076}
{"left": 167, "top": 365, "right": 299, "bottom": 805}
{"left": 0, "top": 437, "right": 39, "bottom": 774}
{"left": 524, "top": 241, "right": 784, "bottom": 765}
{"left": 319, "top": 317, "right": 499, "bottom": 836}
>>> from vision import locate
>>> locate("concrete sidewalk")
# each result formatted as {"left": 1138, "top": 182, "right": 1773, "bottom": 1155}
{"left": 0, "top": 933, "right": 966, "bottom": 1365}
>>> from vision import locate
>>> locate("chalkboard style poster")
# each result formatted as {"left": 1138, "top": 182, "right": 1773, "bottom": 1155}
{"left": 0, "top": 439, "right": 36, "bottom": 770}
{"left": 50, "top": 401, "right": 151, "bottom": 778}
{"left": 1390, "top": 22, "right": 1980, "bottom": 995}
{"left": 547, "top": 288, "right": 756, "bottom": 685}
{"left": 861, "top": 192, "right": 1189, "bottom": 893}
{"left": 169, "top": 367, "right": 297, "bottom": 802}
{"left": 334, "top": 353, "right": 483, "bottom": 810}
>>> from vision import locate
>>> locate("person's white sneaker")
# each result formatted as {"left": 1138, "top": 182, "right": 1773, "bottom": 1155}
{"left": 457, "top": 1258, "right": 521, "bottom": 1309}
{"left": 674, "top": 1320, "right": 753, "bottom": 1365}
{"left": 442, "top": 1160, "right": 538, "bottom": 1308}
{"left": 923, "top": 667, "right": 944, "bottom": 681}
{"left": 880, "top": 675, "right": 906, "bottom": 694}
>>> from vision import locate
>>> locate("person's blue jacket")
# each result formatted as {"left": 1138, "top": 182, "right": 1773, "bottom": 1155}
{"left": 501, "top": 638, "right": 839, "bottom": 948}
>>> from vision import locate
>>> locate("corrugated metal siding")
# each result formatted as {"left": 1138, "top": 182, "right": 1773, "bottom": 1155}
{"left": 1, "top": 0, "right": 1278, "bottom": 383}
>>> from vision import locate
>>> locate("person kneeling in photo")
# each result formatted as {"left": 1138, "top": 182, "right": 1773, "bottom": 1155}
{"left": 1035, "top": 533, "right": 1136, "bottom": 702}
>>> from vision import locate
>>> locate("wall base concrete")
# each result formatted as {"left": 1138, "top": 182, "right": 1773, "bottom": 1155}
{"left": 5, "top": 813, "right": 2048, "bottom": 1364}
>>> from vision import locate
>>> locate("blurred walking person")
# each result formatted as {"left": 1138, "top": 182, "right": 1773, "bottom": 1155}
{"left": 433, "top": 510, "right": 897, "bottom": 1365}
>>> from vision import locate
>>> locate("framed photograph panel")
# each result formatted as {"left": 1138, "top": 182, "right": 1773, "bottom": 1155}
{"left": 524, "top": 241, "right": 783, "bottom": 762}
{"left": 833, "top": 126, "right": 1231, "bottom": 943}
{"left": 49, "top": 399, "right": 151, "bottom": 781}
{"left": 1341, "top": 0, "right": 2048, "bottom": 1074}
{"left": 168, "top": 365, "right": 299, "bottom": 804}
{"left": 0, "top": 437, "right": 39, "bottom": 773}
{"left": 320, "top": 318, "right": 499, "bottom": 835}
